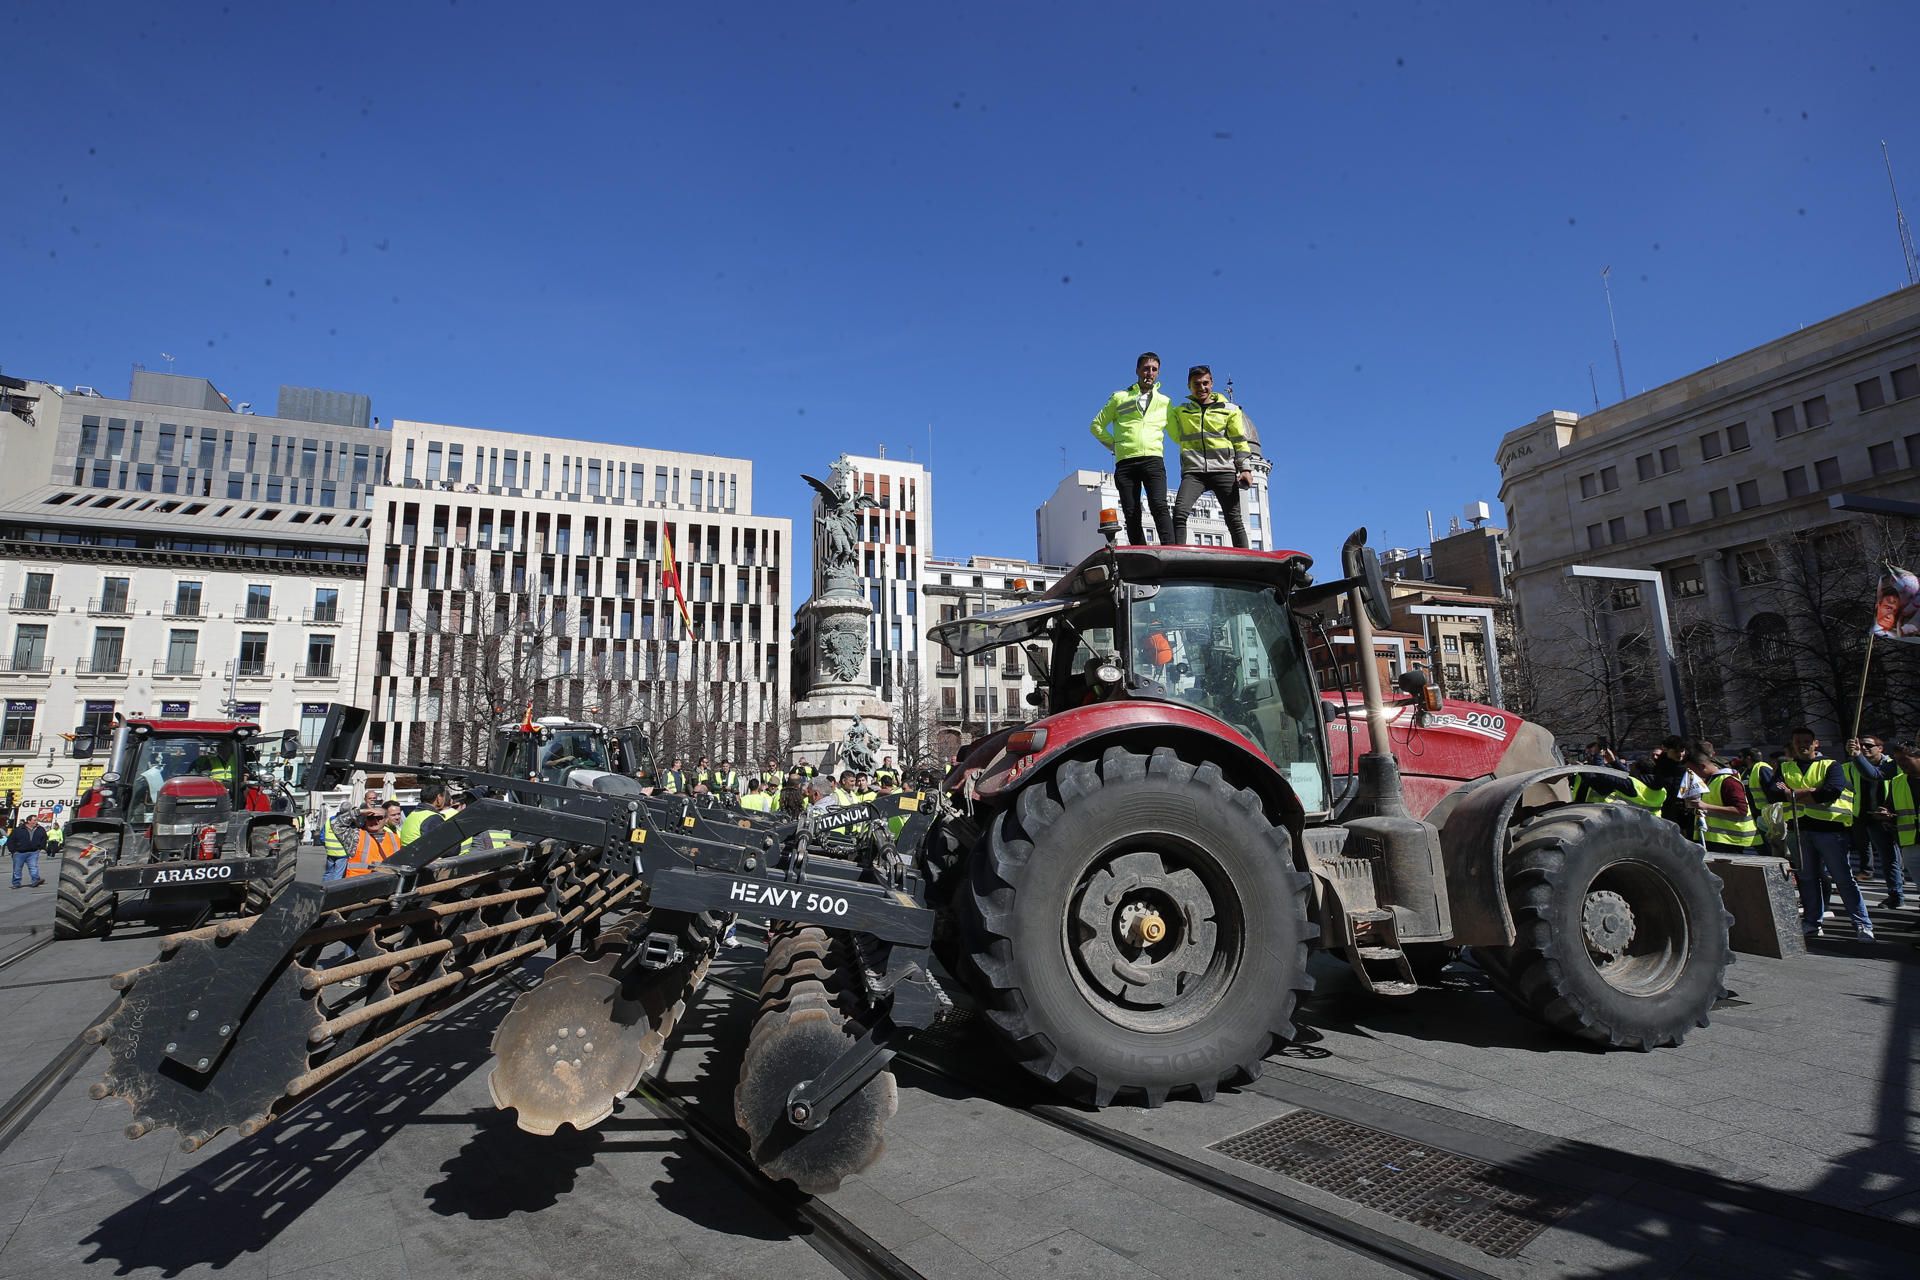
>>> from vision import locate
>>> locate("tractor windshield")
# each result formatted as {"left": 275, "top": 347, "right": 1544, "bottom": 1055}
{"left": 534, "top": 730, "right": 609, "bottom": 784}
{"left": 128, "top": 735, "right": 240, "bottom": 823}
{"left": 1130, "top": 581, "right": 1330, "bottom": 811}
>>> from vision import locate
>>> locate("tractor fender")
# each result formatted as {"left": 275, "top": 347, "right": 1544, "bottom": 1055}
{"left": 970, "top": 707, "right": 1308, "bottom": 857}
{"left": 1437, "top": 765, "right": 1634, "bottom": 947}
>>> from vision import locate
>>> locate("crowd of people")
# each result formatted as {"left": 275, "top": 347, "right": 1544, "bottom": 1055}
{"left": 1567, "top": 728, "right": 1916, "bottom": 942}
{"left": 646, "top": 752, "right": 939, "bottom": 819}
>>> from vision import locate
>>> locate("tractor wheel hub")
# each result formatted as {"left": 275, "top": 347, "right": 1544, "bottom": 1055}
{"left": 1071, "top": 850, "right": 1217, "bottom": 1012}
{"left": 1582, "top": 889, "right": 1636, "bottom": 960}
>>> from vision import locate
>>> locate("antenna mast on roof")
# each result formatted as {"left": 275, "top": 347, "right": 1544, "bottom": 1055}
{"left": 1601, "top": 266, "right": 1626, "bottom": 402}
{"left": 1883, "top": 140, "right": 1920, "bottom": 286}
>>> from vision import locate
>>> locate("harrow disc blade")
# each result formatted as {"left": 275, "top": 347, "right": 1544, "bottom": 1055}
{"left": 488, "top": 964, "right": 647, "bottom": 1136}
{"left": 89, "top": 937, "right": 320, "bottom": 1148}
{"left": 489, "top": 918, "right": 717, "bottom": 1136}
{"left": 735, "top": 926, "right": 896, "bottom": 1195}
{"left": 734, "top": 1013, "right": 897, "bottom": 1195}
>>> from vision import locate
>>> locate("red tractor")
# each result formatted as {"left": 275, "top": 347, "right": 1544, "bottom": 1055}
{"left": 923, "top": 530, "right": 1732, "bottom": 1107}
{"left": 55, "top": 717, "right": 301, "bottom": 940}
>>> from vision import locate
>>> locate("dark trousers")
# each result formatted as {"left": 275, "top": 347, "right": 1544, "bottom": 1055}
{"left": 1113, "top": 456, "right": 1173, "bottom": 546}
{"left": 1173, "top": 469, "right": 1248, "bottom": 547}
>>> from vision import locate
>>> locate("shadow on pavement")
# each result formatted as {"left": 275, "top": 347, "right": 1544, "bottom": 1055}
{"left": 425, "top": 1105, "right": 604, "bottom": 1219}
{"left": 80, "top": 972, "right": 531, "bottom": 1276}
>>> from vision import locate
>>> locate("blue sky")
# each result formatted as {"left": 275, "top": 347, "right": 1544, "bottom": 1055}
{"left": 7, "top": 0, "right": 1919, "bottom": 574}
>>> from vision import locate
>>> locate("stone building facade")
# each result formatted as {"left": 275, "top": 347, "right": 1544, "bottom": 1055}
{"left": 1497, "top": 283, "right": 1920, "bottom": 744}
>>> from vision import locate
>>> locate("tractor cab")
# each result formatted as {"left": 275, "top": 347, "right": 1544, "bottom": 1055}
{"left": 78, "top": 719, "right": 281, "bottom": 829}
{"left": 930, "top": 544, "right": 1336, "bottom": 813}
{"left": 492, "top": 718, "right": 654, "bottom": 795}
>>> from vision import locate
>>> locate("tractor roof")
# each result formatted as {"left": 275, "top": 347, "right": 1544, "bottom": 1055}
{"left": 125, "top": 719, "right": 259, "bottom": 735}
{"left": 1056, "top": 544, "right": 1312, "bottom": 598}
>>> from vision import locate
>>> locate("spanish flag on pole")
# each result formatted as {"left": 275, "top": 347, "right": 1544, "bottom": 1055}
{"left": 661, "top": 528, "right": 700, "bottom": 639}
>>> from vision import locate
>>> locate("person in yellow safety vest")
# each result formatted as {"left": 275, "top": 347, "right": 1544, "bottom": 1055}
{"left": 659, "top": 758, "right": 687, "bottom": 795}
{"left": 875, "top": 756, "right": 898, "bottom": 788}
{"left": 399, "top": 782, "right": 453, "bottom": 847}
{"left": 739, "top": 778, "right": 776, "bottom": 814}
{"left": 1090, "top": 352, "right": 1176, "bottom": 547}
{"left": 855, "top": 773, "right": 878, "bottom": 803}
{"left": 694, "top": 757, "right": 712, "bottom": 789}
{"left": 1681, "top": 748, "right": 1760, "bottom": 853}
{"left": 711, "top": 760, "right": 740, "bottom": 798}
{"left": 1871, "top": 743, "right": 1918, "bottom": 909}
{"left": 760, "top": 758, "right": 784, "bottom": 790}
{"left": 830, "top": 771, "right": 862, "bottom": 807}
{"left": 1168, "top": 365, "right": 1253, "bottom": 548}
{"left": 874, "top": 778, "right": 909, "bottom": 840}
{"left": 449, "top": 786, "right": 513, "bottom": 853}
{"left": 1762, "top": 727, "right": 1869, "bottom": 942}
{"left": 1568, "top": 743, "right": 1621, "bottom": 805}
{"left": 1599, "top": 761, "right": 1667, "bottom": 813}
{"left": 343, "top": 808, "right": 401, "bottom": 877}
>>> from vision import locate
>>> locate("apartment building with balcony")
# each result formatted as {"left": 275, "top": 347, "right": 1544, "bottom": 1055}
{"left": 922, "top": 554, "right": 1069, "bottom": 741}
{"left": 362, "top": 420, "right": 791, "bottom": 767}
{"left": 0, "top": 373, "right": 373, "bottom": 809}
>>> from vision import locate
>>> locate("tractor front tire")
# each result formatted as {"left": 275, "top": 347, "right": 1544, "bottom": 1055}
{"left": 964, "top": 746, "right": 1315, "bottom": 1107}
{"left": 243, "top": 824, "right": 299, "bottom": 916}
{"left": 54, "top": 835, "right": 117, "bottom": 940}
{"left": 1487, "top": 803, "right": 1731, "bottom": 1050}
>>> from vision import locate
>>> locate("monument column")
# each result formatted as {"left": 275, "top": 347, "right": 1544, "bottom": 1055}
{"left": 791, "top": 460, "right": 894, "bottom": 772}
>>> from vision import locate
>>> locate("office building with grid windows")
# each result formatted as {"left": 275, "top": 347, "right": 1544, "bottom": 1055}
{"left": 362, "top": 420, "right": 790, "bottom": 768}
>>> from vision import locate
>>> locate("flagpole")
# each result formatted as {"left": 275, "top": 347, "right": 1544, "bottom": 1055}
{"left": 1850, "top": 633, "right": 1875, "bottom": 742}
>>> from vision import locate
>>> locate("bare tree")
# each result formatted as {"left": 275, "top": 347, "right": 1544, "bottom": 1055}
{"left": 1519, "top": 579, "right": 1666, "bottom": 750}
{"left": 1720, "top": 519, "right": 1920, "bottom": 741}
{"left": 891, "top": 656, "right": 942, "bottom": 769}
{"left": 407, "top": 570, "right": 562, "bottom": 768}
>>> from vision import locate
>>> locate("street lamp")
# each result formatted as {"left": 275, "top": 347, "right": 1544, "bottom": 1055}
{"left": 1564, "top": 564, "right": 1684, "bottom": 737}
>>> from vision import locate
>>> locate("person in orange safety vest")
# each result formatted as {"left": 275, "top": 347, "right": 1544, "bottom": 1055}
{"left": 343, "top": 807, "right": 401, "bottom": 877}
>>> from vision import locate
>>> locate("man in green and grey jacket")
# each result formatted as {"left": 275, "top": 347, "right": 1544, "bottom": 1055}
{"left": 1169, "top": 364, "right": 1253, "bottom": 547}
{"left": 1089, "top": 352, "right": 1174, "bottom": 546}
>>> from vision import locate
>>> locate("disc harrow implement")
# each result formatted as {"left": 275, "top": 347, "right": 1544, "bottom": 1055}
{"left": 86, "top": 709, "right": 945, "bottom": 1195}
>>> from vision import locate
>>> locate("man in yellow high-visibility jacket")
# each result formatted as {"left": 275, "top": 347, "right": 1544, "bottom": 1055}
{"left": 1169, "top": 365, "right": 1253, "bottom": 548}
{"left": 399, "top": 783, "right": 452, "bottom": 847}
{"left": 738, "top": 778, "right": 776, "bottom": 814}
{"left": 1090, "top": 352, "right": 1174, "bottom": 546}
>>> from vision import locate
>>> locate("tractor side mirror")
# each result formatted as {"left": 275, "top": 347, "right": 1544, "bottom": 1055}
{"left": 282, "top": 729, "right": 303, "bottom": 757}
{"left": 70, "top": 732, "right": 95, "bottom": 760}
{"left": 1022, "top": 642, "right": 1049, "bottom": 687}
{"left": 1321, "top": 701, "right": 1339, "bottom": 724}
{"left": 1340, "top": 531, "right": 1393, "bottom": 633}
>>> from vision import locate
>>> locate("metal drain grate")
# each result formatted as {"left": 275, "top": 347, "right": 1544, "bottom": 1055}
{"left": 1209, "top": 1110, "right": 1581, "bottom": 1259}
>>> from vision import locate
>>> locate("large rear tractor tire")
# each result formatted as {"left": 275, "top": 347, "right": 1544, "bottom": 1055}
{"left": 1483, "top": 804, "right": 1731, "bottom": 1049}
{"left": 243, "top": 823, "right": 298, "bottom": 916}
{"left": 54, "top": 834, "right": 117, "bottom": 940}
{"left": 963, "top": 746, "right": 1315, "bottom": 1107}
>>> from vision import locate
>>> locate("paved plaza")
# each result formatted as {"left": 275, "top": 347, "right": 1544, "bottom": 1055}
{"left": 0, "top": 848, "right": 1910, "bottom": 1278}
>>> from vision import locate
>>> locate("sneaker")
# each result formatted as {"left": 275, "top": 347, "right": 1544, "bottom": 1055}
{"left": 1883, "top": 897, "right": 1907, "bottom": 910}
{"left": 1859, "top": 930, "right": 1877, "bottom": 943}
{"left": 29, "top": 880, "right": 43, "bottom": 887}
{"left": 1803, "top": 926, "right": 1823, "bottom": 939}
